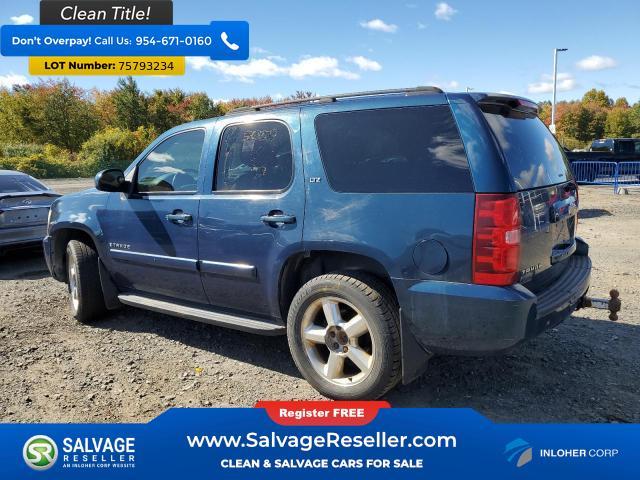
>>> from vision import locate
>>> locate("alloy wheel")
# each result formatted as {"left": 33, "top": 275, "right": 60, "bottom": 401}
{"left": 67, "top": 255, "right": 79, "bottom": 313}
{"left": 300, "top": 296, "right": 375, "bottom": 386}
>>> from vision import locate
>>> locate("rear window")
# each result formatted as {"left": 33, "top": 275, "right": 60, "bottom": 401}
{"left": 0, "top": 174, "right": 48, "bottom": 193}
{"left": 590, "top": 139, "right": 614, "bottom": 152}
{"left": 483, "top": 113, "right": 571, "bottom": 190}
{"left": 618, "top": 140, "right": 640, "bottom": 154}
{"left": 314, "top": 105, "right": 472, "bottom": 193}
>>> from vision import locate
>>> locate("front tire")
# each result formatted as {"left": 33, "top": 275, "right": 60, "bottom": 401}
{"left": 66, "top": 240, "right": 106, "bottom": 323}
{"left": 287, "top": 273, "right": 401, "bottom": 399}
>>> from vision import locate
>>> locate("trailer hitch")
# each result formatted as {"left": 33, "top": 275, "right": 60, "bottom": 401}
{"left": 579, "top": 289, "right": 622, "bottom": 321}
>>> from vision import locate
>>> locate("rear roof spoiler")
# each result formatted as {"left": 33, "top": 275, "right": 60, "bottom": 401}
{"left": 471, "top": 93, "right": 539, "bottom": 117}
{"left": 0, "top": 192, "right": 61, "bottom": 201}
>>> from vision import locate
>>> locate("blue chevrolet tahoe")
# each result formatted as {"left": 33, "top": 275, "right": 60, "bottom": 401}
{"left": 44, "top": 87, "right": 591, "bottom": 399}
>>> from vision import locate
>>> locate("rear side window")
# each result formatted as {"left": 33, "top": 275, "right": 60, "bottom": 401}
{"left": 483, "top": 113, "right": 571, "bottom": 190}
{"left": 314, "top": 105, "right": 472, "bottom": 193}
{"left": 215, "top": 121, "right": 293, "bottom": 192}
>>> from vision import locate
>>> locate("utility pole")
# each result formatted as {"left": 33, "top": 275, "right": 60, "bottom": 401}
{"left": 550, "top": 48, "right": 568, "bottom": 134}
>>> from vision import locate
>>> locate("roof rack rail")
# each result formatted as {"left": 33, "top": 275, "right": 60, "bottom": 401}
{"left": 226, "top": 86, "right": 444, "bottom": 115}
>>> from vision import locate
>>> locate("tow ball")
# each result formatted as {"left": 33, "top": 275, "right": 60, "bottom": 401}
{"left": 579, "top": 289, "right": 622, "bottom": 321}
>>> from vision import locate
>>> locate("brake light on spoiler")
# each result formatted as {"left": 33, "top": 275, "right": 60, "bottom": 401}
{"left": 472, "top": 193, "right": 521, "bottom": 286}
{"left": 475, "top": 94, "right": 539, "bottom": 118}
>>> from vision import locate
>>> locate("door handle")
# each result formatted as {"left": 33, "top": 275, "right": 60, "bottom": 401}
{"left": 260, "top": 213, "right": 296, "bottom": 225}
{"left": 165, "top": 212, "right": 193, "bottom": 225}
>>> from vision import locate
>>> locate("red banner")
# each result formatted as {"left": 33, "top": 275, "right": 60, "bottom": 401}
{"left": 255, "top": 400, "right": 390, "bottom": 426}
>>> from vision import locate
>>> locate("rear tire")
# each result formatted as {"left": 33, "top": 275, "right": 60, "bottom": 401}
{"left": 287, "top": 273, "right": 401, "bottom": 399}
{"left": 66, "top": 240, "right": 106, "bottom": 323}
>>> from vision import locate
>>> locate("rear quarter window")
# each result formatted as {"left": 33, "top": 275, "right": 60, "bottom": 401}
{"left": 314, "top": 105, "right": 472, "bottom": 193}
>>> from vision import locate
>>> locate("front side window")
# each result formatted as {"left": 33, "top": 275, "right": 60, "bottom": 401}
{"left": 314, "top": 105, "right": 472, "bottom": 193}
{"left": 215, "top": 121, "right": 293, "bottom": 191}
{"left": 136, "top": 129, "right": 205, "bottom": 193}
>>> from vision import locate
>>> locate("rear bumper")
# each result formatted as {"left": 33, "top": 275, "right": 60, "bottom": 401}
{"left": 0, "top": 224, "right": 48, "bottom": 248}
{"left": 395, "top": 252, "right": 591, "bottom": 356}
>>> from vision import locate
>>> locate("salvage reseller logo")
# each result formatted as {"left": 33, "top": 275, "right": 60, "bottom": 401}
{"left": 23, "top": 435, "right": 58, "bottom": 471}
{"left": 23, "top": 435, "right": 136, "bottom": 471}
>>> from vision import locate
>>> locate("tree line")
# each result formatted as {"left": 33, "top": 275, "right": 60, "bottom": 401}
{"left": 0, "top": 77, "right": 282, "bottom": 153}
{"left": 538, "top": 89, "right": 640, "bottom": 150}
{"left": 0, "top": 77, "right": 639, "bottom": 178}
{"left": 0, "top": 77, "right": 314, "bottom": 177}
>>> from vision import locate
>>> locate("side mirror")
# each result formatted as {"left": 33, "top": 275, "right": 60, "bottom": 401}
{"left": 95, "top": 169, "right": 128, "bottom": 192}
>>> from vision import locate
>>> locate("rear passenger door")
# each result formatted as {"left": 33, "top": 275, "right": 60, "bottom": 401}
{"left": 198, "top": 111, "right": 304, "bottom": 319}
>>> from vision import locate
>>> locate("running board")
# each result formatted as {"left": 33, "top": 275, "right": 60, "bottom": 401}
{"left": 117, "top": 294, "right": 286, "bottom": 335}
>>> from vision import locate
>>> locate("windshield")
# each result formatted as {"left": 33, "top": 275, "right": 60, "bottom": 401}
{"left": 0, "top": 174, "right": 48, "bottom": 193}
{"left": 482, "top": 113, "right": 572, "bottom": 190}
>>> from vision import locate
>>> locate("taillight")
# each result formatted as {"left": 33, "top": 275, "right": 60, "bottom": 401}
{"left": 472, "top": 193, "right": 521, "bottom": 286}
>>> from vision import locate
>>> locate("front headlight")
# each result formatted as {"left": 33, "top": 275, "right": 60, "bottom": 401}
{"left": 47, "top": 207, "right": 53, "bottom": 233}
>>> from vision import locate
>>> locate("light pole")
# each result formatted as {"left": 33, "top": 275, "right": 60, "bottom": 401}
{"left": 550, "top": 48, "right": 567, "bottom": 134}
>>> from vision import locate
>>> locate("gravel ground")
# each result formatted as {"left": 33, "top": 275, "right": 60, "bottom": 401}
{"left": 44, "top": 177, "right": 96, "bottom": 195}
{"left": 1, "top": 180, "right": 638, "bottom": 423}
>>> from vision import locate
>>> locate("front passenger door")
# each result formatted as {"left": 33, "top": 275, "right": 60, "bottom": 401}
{"left": 102, "top": 128, "right": 208, "bottom": 304}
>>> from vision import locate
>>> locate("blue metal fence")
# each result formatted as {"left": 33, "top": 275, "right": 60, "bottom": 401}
{"left": 616, "top": 162, "right": 640, "bottom": 191}
{"left": 570, "top": 161, "right": 640, "bottom": 193}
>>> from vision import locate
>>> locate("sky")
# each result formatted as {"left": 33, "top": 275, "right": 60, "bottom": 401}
{"left": 1, "top": 0, "right": 639, "bottom": 103}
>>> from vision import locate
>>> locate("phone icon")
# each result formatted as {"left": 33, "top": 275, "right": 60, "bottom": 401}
{"left": 220, "top": 32, "right": 240, "bottom": 51}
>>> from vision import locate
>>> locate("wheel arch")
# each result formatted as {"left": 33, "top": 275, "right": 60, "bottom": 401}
{"left": 278, "top": 249, "right": 397, "bottom": 321}
{"left": 50, "top": 224, "right": 102, "bottom": 282}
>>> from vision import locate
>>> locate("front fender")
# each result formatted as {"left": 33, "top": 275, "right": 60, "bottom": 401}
{"left": 47, "top": 189, "right": 110, "bottom": 274}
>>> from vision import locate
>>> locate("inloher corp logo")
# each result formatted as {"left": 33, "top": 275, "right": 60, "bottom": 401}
{"left": 504, "top": 438, "right": 533, "bottom": 468}
{"left": 23, "top": 435, "right": 59, "bottom": 471}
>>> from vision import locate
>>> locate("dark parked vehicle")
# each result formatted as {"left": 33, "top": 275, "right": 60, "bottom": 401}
{"left": 44, "top": 88, "right": 590, "bottom": 399}
{"left": 566, "top": 138, "right": 640, "bottom": 182}
{"left": 0, "top": 170, "right": 60, "bottom": 253}
{"left": 589, "top": 138, "right": 640, "bottom": 155}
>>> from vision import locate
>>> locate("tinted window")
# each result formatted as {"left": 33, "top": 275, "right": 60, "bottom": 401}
{"left": 0, "top": 174, "right": 48, "bottom": 193}
{"left": 483, "top": 113, "right": 571, "bottom": 190}
{"left": 590, "top": 139, "right": 613, "bottom": 152}
{"left": 314, "top": 106, "right": 472, "bottom": 193}
{"left": 618, "top": 140, "right": 637, "bottom": 154}
{"left": 137, "top": 130, "right": 205, "bottom": 193}
{"left": 215, "top": 121, "right": 292, "bottom": 191}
